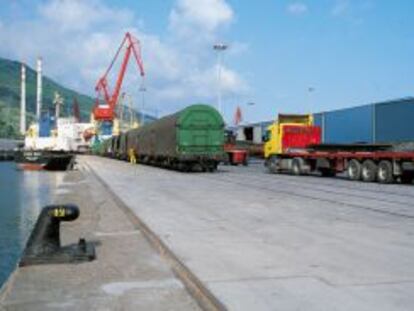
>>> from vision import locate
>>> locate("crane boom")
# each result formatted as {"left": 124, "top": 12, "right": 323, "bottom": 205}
{"left": 93, "top": 32, "right": 145, "bottom": 121}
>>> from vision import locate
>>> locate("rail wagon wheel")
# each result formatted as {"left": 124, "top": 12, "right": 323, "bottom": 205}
{"left": 361, "top": 159, "right": 378, "bottom": 182}
{"left": 171, "top": 161, "right": 178, "bottom": 170}
{"left": 207, "top": 162, "right": 217, "bottom": 172}
{"left": 347, "top": 159, "right": 362, "bottom": 181}
{"left": 205, "top": 164, "right": 213, "bottom": 172}
{"left": 377, "top": 160, "right": 394, "bottom": 184}
{"left": 212, "top": 162, "right": 219, "bottom": 172}
{"left": 291, "top": 158, "right": 304, "bottom": 176}
{"left": 183, "top": 163, "right": 191, "bottom": 172}
{"left": 193, "top": 163, "right": 203, "bottom": 172}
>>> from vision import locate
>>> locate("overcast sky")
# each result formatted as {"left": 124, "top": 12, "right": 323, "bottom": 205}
{"left": 1, "top": 0, "right": 413, "bottom": 123}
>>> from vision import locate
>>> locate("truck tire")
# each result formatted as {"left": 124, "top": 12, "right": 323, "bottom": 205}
{"left": 267, "top": 156, "right": 280, "bottom": 174}
{"left": 361, "top": 160, "right": 378, "bottom": 182}
{"left": 377, "top": 160, "right": 394, "bottom": 184}
{"left": 347, "top": 159, "right": 362, "bottom": 181}
{"left": 291, "top": 158, "right": 303, "bottom": 176}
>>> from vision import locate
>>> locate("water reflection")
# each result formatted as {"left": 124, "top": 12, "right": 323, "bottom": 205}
{"left": 0, "top": 162, "right": 63, "bottom": 287}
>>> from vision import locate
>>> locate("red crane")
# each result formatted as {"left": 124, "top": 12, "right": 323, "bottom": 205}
{"left": 234, "top": 105, "right": 243, "bottom": 125}
{"left": 93, "top": 32, "right": 145, "bottom": 121}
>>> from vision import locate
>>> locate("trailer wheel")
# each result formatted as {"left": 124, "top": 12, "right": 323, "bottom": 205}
{"left": 377, "top": 160, "right": 394, "bottom": 184}
{"left": 347, "top": 159, "right": 362, "bottom": 181}
{"left": 361, "top": 160, "right": 378, "bottom": 182}
{"left": 292, "top": 158, "right": 304, "bottom": 176}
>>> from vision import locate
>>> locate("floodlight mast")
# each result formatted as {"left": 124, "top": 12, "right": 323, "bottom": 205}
{"left": 213, "top": 43, "right": 228, "bottom": 115}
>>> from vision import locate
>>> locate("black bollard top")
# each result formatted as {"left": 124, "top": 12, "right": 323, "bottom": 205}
{"left": 20, "top": 204, "right": 95, "bottom": 266}
{"left": 45, "top": 204, "right": 80, "bottom": 222}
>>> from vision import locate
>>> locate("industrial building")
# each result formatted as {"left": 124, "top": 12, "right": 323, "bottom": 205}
{"left": 235, "top": 121, "right": 272, "bottom": 144}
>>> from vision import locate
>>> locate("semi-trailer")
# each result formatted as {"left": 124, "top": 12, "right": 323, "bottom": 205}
{"left": 264, "top": 114, "right": 414, "bottom": 184}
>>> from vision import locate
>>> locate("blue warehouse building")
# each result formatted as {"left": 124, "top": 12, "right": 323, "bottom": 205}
{"left": 313, "top": 97, "right": 414, "bottom": 144}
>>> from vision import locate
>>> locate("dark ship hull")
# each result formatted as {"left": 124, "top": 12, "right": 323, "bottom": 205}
{"left": 15, "top": 150, "right": 75, "bottom": 171}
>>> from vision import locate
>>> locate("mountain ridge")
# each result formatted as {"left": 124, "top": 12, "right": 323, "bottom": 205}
{"left": 0, "top": 57, "right": 95, "bottom": 138}
{"left": 0, "top": 57, "right": 154, "bottom": 138}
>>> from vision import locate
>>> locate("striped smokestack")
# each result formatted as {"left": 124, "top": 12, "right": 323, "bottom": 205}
{"left": 20, "top": 63, "right": 26, "bottom": 135}
{"left": 36, "top": 57, "right": 42, "bottom": 120}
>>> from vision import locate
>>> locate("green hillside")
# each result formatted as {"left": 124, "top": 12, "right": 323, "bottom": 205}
{"left": 0, "top": 57, "right": 95, "bottom": 138}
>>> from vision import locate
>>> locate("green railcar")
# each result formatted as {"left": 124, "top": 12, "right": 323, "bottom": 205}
{"left": 101, "top": 139, "right": 112, "bottom": 157}
{"left": 117, "top": 133, "right": 128, "bottom": 160}
{"left": 126, "top": 104, "right": 224, "bottom": 171}
{"left": 90, "top": 140, "right": 103, "bottom": 155}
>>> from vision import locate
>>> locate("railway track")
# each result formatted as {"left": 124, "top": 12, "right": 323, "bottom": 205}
{"left": 197, "top": 166, "right": 414, "bottom": 220}
{"left": 222, "top": 162, "right": 414, "bottom": 201}
{"left": 90, "top": 157, "right": 414, "bottom": 219}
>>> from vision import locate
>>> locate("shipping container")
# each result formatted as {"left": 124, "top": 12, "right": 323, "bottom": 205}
{"left": 375, "top": 98, "right": 414, "bottom": 143}
{"left": 313, "top": 113, "right": 323, "bottom": 128}
{"left": 313, "top": 97, "right": 414, "bottom": 144}
{"left": 316, "top": 105, "right": 373, "bottom": 143}
{"left": 38, "top": 112, "right": 55, "bottom": 138}
{"left": 100, "top": 121, "right": 113, "bottom": 136}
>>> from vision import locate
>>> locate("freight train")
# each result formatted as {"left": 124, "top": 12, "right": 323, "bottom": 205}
{"left": 96, "top": 104, "right": 225, "bottom": 172}
{"left": 264, "top": 114, "right": 414, "bottom": 184}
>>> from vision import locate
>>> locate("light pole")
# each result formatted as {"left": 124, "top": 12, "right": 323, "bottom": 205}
{"left": 307, "top": 87, "right": 315, "bottom": 113}
{"left": 213, "top": 43, "right": 228, "bottom": 115}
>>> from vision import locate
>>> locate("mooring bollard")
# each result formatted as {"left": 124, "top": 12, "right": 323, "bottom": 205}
{"left": 19, "top": 204, "right": 96, "bottom": 266}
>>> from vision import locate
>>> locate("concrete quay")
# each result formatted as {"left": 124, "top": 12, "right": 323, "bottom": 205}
{"left": 0, "top": 159, "right": 201, "bottom": 311}
{"left": 85, "top": 156, "right": 414, "bottom": 311}
{"left": 2, "top": 155, "right": 414, "bottom": 310}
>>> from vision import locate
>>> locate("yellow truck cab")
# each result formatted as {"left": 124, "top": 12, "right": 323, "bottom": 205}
{"left": 263, "top": 114, "right": 321, "bottom": 173}
{"left": 264, "top": 114, "right": 314, "bottom": 157}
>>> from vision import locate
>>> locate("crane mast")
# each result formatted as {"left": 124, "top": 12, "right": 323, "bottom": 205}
{"left": 93, "top": 32, "right": 145, "bottom": 123}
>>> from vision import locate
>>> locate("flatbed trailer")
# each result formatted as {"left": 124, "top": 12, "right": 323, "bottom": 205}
{"left": 263, "top": 114, "right": 414, "bottom": 184}
{"left": 266, "top": 145, "right": 414, "bottom": 184}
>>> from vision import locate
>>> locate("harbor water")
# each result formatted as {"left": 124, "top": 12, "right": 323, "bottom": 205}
{"left": 0, "top": 162, "right": 62, "bottom": 287}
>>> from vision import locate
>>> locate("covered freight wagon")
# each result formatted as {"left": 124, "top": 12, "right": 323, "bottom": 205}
{"left": 121, "top": 104, "right": 224, "bottom": 171}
